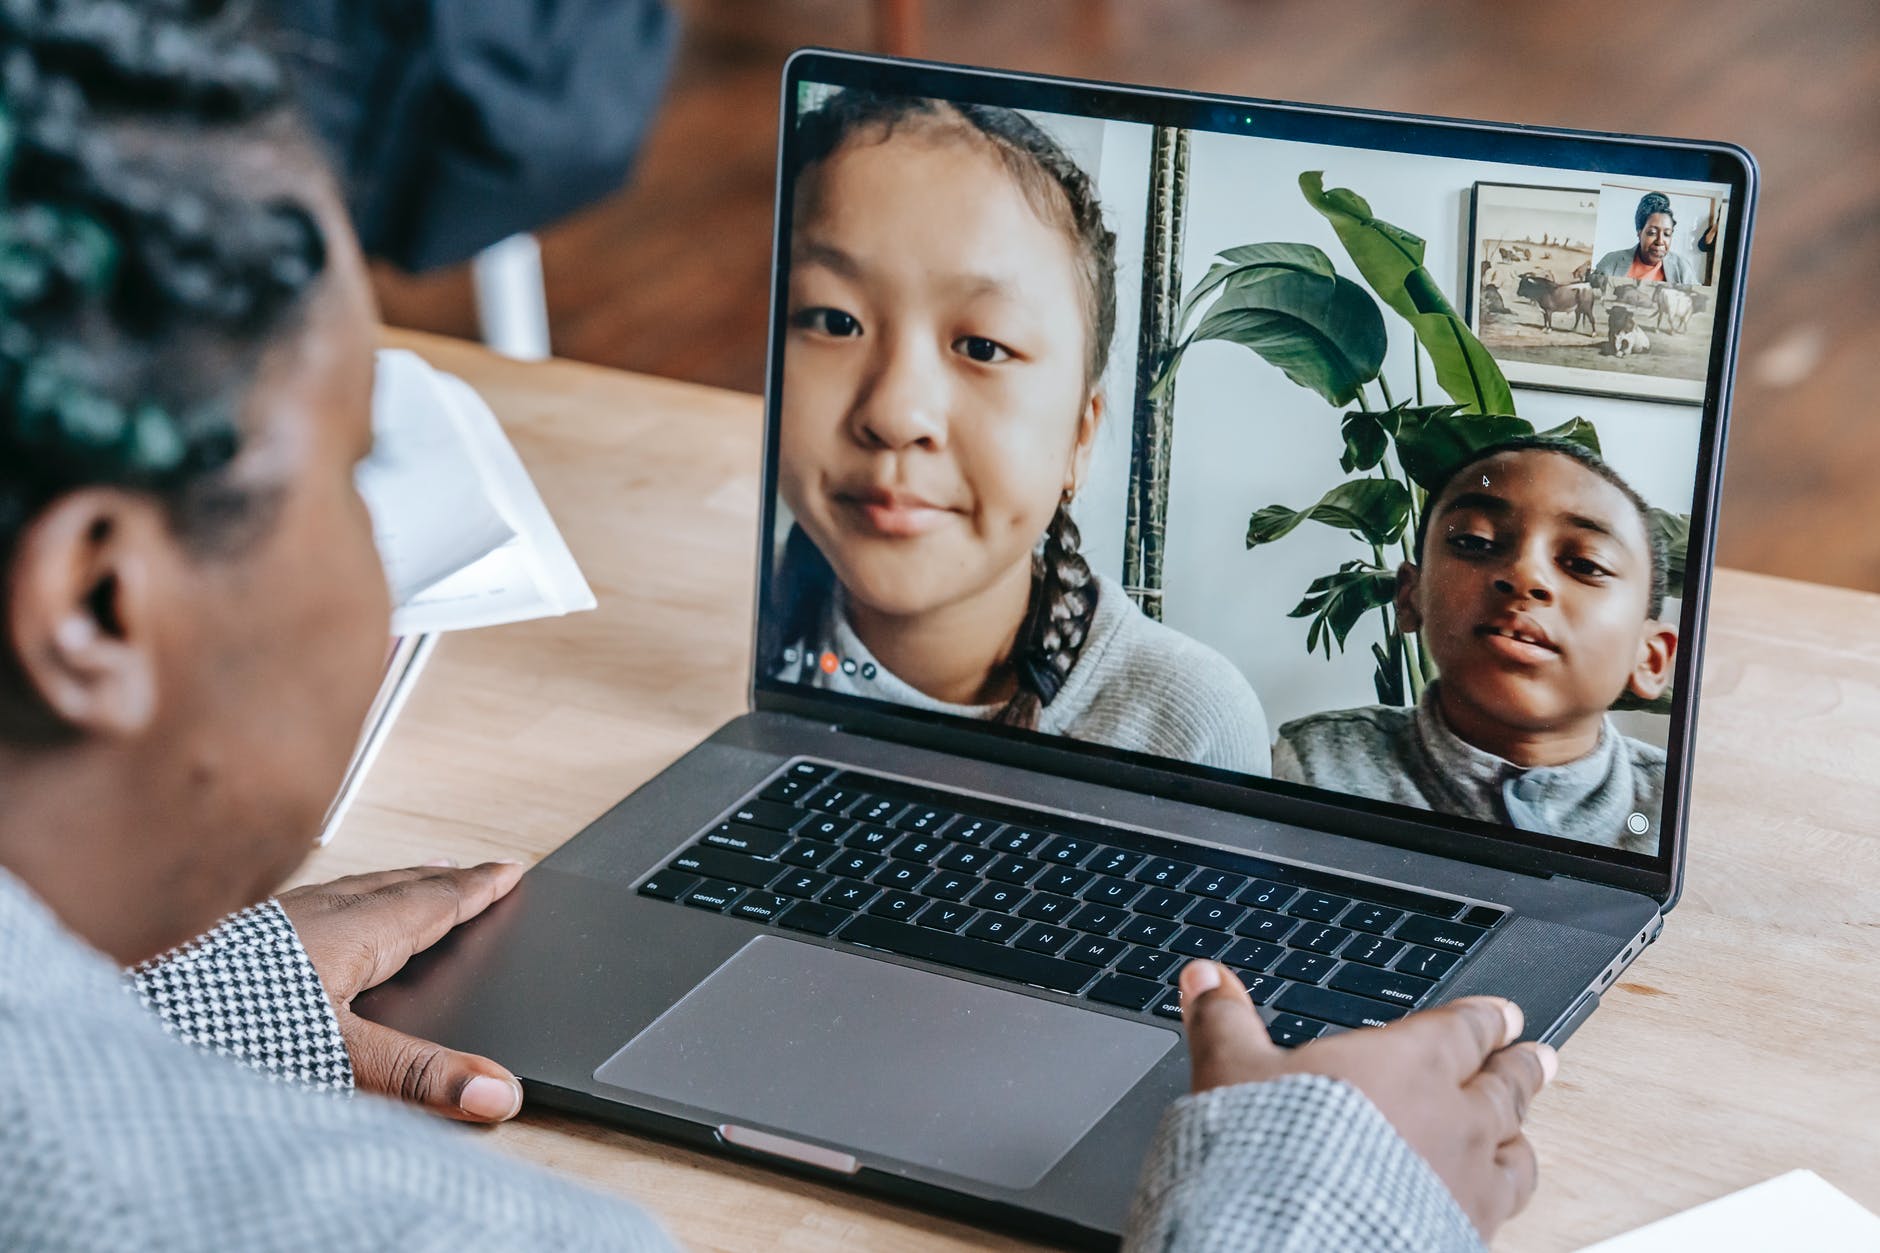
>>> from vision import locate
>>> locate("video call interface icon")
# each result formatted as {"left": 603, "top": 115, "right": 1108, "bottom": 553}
{"left": 779, "top": 647, "right": 876, "bottom": 682}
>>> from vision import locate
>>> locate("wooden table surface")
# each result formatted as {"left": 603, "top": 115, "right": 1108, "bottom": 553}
{"left": 297, "top": 330, "right": 1880, "bottom": 1251}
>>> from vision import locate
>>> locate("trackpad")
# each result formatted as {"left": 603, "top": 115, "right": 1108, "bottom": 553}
{"left": 593, "top": 935, "right": 1175, "bottom": 1189}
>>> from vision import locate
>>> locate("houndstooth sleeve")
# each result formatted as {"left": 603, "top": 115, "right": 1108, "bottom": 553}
{"left": 1123, "top": 1073, "right": 1485, "bottom": 1253}
{"left": 127, "top": 900, "right": 353, "bottom": 1093}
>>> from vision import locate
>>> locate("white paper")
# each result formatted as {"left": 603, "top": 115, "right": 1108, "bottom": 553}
{"left": 1577, "top": 1171, "right": 1880, "bottom": 1252}
{"left": 358, "top": 350, "right": 516, "bottom": 604}
{"left": 319, "top": 350, "right": 597, "bottom": 844}
{"left": 392, "top": 372, "right": 595, "bottom": 634}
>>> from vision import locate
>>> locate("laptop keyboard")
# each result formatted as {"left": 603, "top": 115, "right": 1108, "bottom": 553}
{"left": 637, "top": 760, "right": 1505, "bottom": 1047}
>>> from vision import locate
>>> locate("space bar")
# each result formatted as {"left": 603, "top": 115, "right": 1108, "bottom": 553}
{"left": 839, "top": 916, "right": 1095, "bottom": 995}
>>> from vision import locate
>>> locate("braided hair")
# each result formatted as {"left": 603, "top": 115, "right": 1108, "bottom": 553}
{"left": 1633, "top": 191, "right": 1675, "bottom": 232}
{"left": 0, "top": 0, "right": 328, "bottom": 737}
{"left": 773, "top": 90, "right": 1116, "bottom": 729}
{"left": 0, "top": 0, "right": 327, "bottom": 562}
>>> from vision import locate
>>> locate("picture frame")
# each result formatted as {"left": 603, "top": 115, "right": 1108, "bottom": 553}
{"left": 1466, "top": 181, "right": 1717, "bottom": 406}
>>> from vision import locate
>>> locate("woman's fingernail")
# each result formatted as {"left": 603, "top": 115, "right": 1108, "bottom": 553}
{"left": 423, "top": 858, "right": 457, "bottom": 868}
{"left": 1536, "top": 1043, "right": 1559, "bottom": 1084}
{"left": 460, "top": 1075, "right": 522, "bottom": 1119}
{"left": 1499, "top": 999, "right": 1525, "bottom": 1044}
{"left": 1182, "top": 961, "right": 1221, "bottom": 996}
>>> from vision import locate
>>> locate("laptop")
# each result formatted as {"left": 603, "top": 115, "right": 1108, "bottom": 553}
{"left": 360, "top": 49, "right": 1756, "bottom": 1247}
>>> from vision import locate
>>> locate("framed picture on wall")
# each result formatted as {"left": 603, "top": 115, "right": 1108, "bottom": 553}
{"left": 1466, "top": 181, "right": 1717, "bottom": 405}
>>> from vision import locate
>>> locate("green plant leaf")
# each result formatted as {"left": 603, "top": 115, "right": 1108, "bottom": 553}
{"left": 1248, "top": 477, "right": 1411, "bottom": 549}
{"left": 1611, "top": 686, "right": 1675, "bottom": 714}
{"left": 1298, "top": 171, "right": 1430, "bottom": 324}
{"left": 1649, "top": 508, "right": 1690, "bottom": 601}
{"left": 1339, "top": 407, "right": 1395, "bottom": 472}
{"left": 1402, "top": 302, "right": 1518, "bottom": 417}
{"left": 1538, "top": 416, "right": 1602, "bottom": 455}
{"left": 1300, "top": 171, "right": 1516, "bottom": 416}
{"left": 1391, "top": 406, "right": 1535, "bottom": 491}
{"left": 1371, "top": 637, "right": 1408, "bottom": 705}
{"left": 1147, "top": 346, "right": 1184, "bottom": 401}
{"left": 1177, "top": 269, "right": 1387, "bottom": 407}
{"left": 1175, "top": 244, "right": 1337, "bottom": 337}
{"left": 1218, "top": 242, "right": 1338, "bottom": 272}
{"left": 1286, "top": 560, "right": 1397, "bottom": 659}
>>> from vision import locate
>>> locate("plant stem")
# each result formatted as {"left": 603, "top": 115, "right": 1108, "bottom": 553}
{"left": 1376, "top": 373, "right": 1395, "bottom": 409}
{"left": 1413, "top": 339, "right": 1425, "bottom": 407}
{"left": 1406, "top": 639, "right": 1427, "bottom": 703}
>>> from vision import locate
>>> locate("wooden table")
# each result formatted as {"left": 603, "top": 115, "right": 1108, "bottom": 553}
{"left": 297, "top": 329, "right": 1880, "bottom": 1251}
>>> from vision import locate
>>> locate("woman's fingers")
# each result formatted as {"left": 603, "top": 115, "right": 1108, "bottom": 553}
{"left": 338, "top": 1011, "right": 524, "bottom": 1123}
{"left": 347, "top": 861, "right": 526, "bottom": 988}
{"left": 1492, "top": 1132, "right": 1542, "bottom": 1229}
{"left": 280, "top": 861, "right": 527, "bottom": 995}
{"left": 1466, "top": 1040, "right": 1556, "bottom": 1144}
{"left": 1179, "top": 960, "right": 1279, "bottom": 1092}
{"left": 281, "top": 863, "right": 455, "bottom": 901}
{"left": 1385, "top": 995, "right": 1524, "bottom": 1082}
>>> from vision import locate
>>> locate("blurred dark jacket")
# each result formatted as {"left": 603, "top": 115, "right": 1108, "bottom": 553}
{"left": 276, "top": 0, "right": 677, "bottom": 271}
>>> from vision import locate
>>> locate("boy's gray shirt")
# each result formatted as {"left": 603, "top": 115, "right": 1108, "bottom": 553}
{"left": 777, "top": 572, "right": 1272, "bottom": 776}
{"left": 0, "top": 865, "right": 1484, "bottom": 1251}
{"left": 1274, "top": 685, "right": 1664, "bottom": 852}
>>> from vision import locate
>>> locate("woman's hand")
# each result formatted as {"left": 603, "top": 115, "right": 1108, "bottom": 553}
{"left": 278, "top": 861, "right": 527, "bottom": 1123}
{"left": 1179, "top": 959, "right": 1556, "bottom": 1241}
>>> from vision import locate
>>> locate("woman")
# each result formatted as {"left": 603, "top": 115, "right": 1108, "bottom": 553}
{"left": 1594, "top": 190, "right": 1695, "bottom": 284}
{"left": 0, "top": 8, "right": 1549, "bottom": 1248}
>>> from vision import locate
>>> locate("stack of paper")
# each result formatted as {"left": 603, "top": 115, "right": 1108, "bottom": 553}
{"left": 317, "top": 349, "right": 596, "bottom": 844}
{"left": 1577, "top": 1170, "right": 1880, "bottom": 1252}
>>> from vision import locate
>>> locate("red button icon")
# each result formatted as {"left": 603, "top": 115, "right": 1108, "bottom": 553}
{"left": 819, "top": 651, "right": 839, "bottom": 674}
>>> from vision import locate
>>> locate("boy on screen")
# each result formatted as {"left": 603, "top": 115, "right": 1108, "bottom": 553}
{"left": 1274, "top": 438, "right": 1678, "bottom": 852}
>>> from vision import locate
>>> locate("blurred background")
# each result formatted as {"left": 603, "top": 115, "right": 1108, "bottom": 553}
{"left": 362, "top": 0, "right": 1880, "bottom": 592}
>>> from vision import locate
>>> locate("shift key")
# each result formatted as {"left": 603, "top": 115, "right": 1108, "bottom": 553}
{"left": 1274, "top": 983, "right": 1409, "bottom": 1030}
{"left": 669, "top": 846, "right": 785, "bottom": 889}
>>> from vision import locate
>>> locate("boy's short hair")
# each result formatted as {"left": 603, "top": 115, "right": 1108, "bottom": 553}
{"left": 1413, "top": 436, "right": 1669, "bottom": 618}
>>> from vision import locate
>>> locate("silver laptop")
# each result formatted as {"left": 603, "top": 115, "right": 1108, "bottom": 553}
{"left": 362, "top": 50, "right": 1755, "bottom": 1246}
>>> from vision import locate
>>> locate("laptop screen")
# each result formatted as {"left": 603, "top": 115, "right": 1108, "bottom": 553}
{"left": 758, "top": 57, "right": 1750, "bottom": 871}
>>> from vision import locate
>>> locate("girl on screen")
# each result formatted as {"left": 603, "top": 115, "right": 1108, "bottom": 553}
{"left": 766, "top": 90, "right": 1270, "bottom": 774}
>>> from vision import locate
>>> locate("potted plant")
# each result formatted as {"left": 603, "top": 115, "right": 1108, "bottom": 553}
{"left": 1152, "top": 173, "right": 1682, "bottom": 709}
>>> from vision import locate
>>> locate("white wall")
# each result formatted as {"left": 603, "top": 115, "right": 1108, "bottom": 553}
{"left": 1020, "top": 113, "right": 1151, "bottom": 584}
{"left": 1070, "top": 130, "right": 1719, "bottom": 745}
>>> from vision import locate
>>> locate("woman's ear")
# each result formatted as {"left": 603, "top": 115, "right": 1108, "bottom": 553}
{"left": 1066, "top": 391, "right": 1104, "bottom": 495}
{"left": 1394, "top": 561, "right": 1424, "bottom": 634}
{"left": 5, "top": 490, "right": 172, "bottom": 737}
{"left": 1627, "top": 621, "right": 1680, "bottom": 702}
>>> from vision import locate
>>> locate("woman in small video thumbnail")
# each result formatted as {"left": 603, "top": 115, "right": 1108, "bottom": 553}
{"left": 1594, "top": 190, "right": 1695, "bottom": 286}
{"left": 767, "top": 90, "right": 1269, "bottom": 774}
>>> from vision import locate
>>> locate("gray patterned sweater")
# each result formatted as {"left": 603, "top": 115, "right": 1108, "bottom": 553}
{"left": 775, "top": 573, "right": 1273, "bottom": 776}
{"left": 0, "top": 867, "right": 1483, "bottom": 1251}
